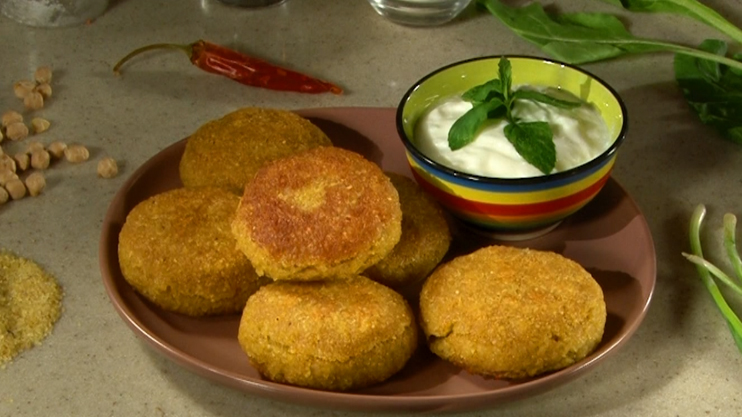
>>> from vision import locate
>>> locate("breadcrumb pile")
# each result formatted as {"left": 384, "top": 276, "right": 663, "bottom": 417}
{"left": 0, "top": 251, "right": 63, "bottom": 368}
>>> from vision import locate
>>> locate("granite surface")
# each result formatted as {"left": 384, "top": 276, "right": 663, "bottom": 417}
{"left": 2, "top": 0, "right": 742, "bottom": 416}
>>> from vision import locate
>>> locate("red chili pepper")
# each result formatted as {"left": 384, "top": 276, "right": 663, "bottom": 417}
{"left": 113, "top": 40, "right": 343, "bottom": 95}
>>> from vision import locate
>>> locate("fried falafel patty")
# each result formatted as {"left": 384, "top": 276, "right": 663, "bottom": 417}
{"left": 237, "top": 276, "right": 418, "bottom": 391}
{"left": 118, "top": 187, "right": 262, "bottom": 316}
{"left": 231, "top": 147, "right": 402, "bottom": 281}
{"left": 179, "top": 107, "right": 332, "bottom": 194}
{"left": 364, "top": 173, "right": 451, "bottom": 289}
{"left": 419, "top": 245, "right": 606, "bottom": 379}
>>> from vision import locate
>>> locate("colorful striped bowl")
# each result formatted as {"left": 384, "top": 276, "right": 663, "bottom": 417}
{"left": 396, "top": 56, "right": 627, "bottom": 238}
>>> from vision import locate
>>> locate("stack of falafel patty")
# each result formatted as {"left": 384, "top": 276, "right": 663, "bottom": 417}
{"left": 117, "top": 107, "right": 606, "bottom": 391}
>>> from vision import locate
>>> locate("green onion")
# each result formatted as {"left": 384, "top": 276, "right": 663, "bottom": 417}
{"left": 682, "top": 204, "right": 742, "bottom": 353}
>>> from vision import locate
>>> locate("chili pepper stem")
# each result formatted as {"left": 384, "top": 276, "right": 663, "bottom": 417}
{"left": 113, "top": 43, "right": 194, "bottom": 75}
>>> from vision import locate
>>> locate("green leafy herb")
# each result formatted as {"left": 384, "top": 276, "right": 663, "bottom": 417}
{"left": 448, "top": 100, "right": 505, "bottom": 150}
{"left": 683, "top": 204, "right": 742, "bottom": 353}
{"left": 599, "top": 0, "right": 742, "bottom": 44}
{"left": 674, "top": 39, "right": 742, "bottom": 144}
{"left": 476, "top": 0, "right": 742, "bottom": 71}
{"left": 446, "top": 57, "right": 581, "bottom": 174}
{"left": 503, "top": 121, "right": 556, "bottom": 174}
{"left": 477, "top": 0, "right": 742, "bottom": 143}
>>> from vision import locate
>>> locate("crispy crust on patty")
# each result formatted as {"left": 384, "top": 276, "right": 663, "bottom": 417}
{"left": 118, "top": 187, "right": 262, "bottom": 316}
{"left": 237, "top": 276, "right": 418, "bottom": 391}
{"left": 179, "top": 107, "right": 332, "bottom": 194}
{"left": 231, "top": 147, "right": 402, "bottom": 281}
{"left": 364, "top": 173, "right": 451, "bottom": 289}
{"left": 419, "top": 245, "right": 606, "bottom": 379}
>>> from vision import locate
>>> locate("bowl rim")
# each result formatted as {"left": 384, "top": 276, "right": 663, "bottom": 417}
{"left": 395, "top": 55, "right": 629, "bottom": 186}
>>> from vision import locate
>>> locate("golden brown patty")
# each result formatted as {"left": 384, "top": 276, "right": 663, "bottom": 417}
{"left": 118, "top": 187, "right": 263, "bottom": 316}
{"left": 238, "top": 276, "right": 418, "bottom": 391}
{"left": 232, "top": 147, "right": 402, "bottom": 281}
{"left": 364, "top": 173, "right": 451, "bottom": 289}
{"left": 179, "top": 107, "right": 332, "bottom": 194}
{"left": 419, "top": 245, "right": 606, "bottom": 379}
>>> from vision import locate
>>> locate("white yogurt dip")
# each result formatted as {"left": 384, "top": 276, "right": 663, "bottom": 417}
{"left": 414, "top": 87, "right": 612, "bottom": 178}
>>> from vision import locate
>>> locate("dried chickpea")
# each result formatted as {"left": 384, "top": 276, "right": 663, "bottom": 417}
{"left": 0, "top": 129, "right": 4, "bottom": 145}
{"left": 13, "top": 80, "right": 35, "bottom": 99}
{"left": 1, "top": 111, "right": 23, "bottom": 128}
{"left": 0, "top": 169, "right": 18, "bottom": 186}
{"left": 24, "top": 91, "right": 44, "bottom": 111}
{"left": 64, "top": 144, "right": 89, "bottom": 163}
{"left": 25, "top": 172, "right": 45, "bottom": 197}
{"left": 34, "top": 83, "right": 52, "bottom": 99}
{"left": 34, "top": 66, "right": 52, "bottom": 85}
{"left": 47, "top": 141, "right": 67, "bottom": 159}
{"left": 6, "top": 122, "right": 29, "bottom": 141}
{"left": 30, "top": 117, "right": 50, "bottom": 134}
{"left": 31, "top": 150, "right": 51, "bottom": 170}
{"left": 13, "top": 153, "right": 29, "bottom": 171}
{"left": 97, "top": 157, "right": 118, "bottom": 179}
{"left": 0, "top": 186, "right": 8, "bottom": 205}
{"left": 0, "top": 154, "right": 16, "bottom": 173}
{"left": 25, "top": 141, "right": 45, "bottom": 154}
{"left": 5, "top": 178, "right": 26, "bottom": 200}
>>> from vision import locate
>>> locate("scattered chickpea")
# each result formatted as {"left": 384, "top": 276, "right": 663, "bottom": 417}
{"left": 30, "top": 117, "right": 50, "bottom": 134}
{"left": 25, "top": 141, "right": 45, "bottom": 154}
{"left": 0, "top": 169, "right": 18, "bottom": 186}
{"left": 0, "top": 155, "right": 16, "bottom": 173}
{"left": 34, "top": 83, "right": 52, "bottom": 99}
{"left": 97, "top": 157, "right": 118, "bottom": 179}
{"left": 1, "top": 111, "right": 23, "bottom": 128}
{"left": 5, "top": 178, "right": 26, "bottom": 200}
{"left": 30, "top": 150, "right": 51, "bottom": 170}
{"left": 0, "top": 129, "right": 3, "bottom": 145}
{"left": 25, "top": 141, "right": 44, "bottom": 153}
{"left": 13, "top": 80, "right": 35, "bottom": 99}
{"left": 25, "top": 172, "right": 46, "bottom": 197}
{"left": 0, "top": 186, "right": 8, "bottom": 205}
{"left": 13, "top": 153, "right": 29, "bottom": 171}
{"left": 47, "top": 141, "right": 67, "bottom": 159}
{"left": 6, "top": 122, "right": 29, "bottom": 141}
{"left": 34, "top": 66, "right": 52, "bottom": 85}
{"left": 23, "top": 91, "right": 44, "bottom": 111}
{"left": 64, "top": 144, "right": 89, "bottom": 163}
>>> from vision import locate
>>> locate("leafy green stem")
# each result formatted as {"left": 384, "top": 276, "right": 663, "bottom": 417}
{"left": 600, "top": 0, "right": 742, "bottom": 45}
{"left": 685, "top": 204, "right": 742, "bottom": 351}
{"left": 723, "top": 213, "right": 742, "bottom": 284}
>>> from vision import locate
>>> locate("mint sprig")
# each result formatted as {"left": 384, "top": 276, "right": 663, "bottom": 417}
{"left": 447, "top": 57, "right": 582, "bottom": 174}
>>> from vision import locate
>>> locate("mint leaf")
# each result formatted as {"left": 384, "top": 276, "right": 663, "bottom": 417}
{"left": 462, "top": 79, "right": 503, "bottom": 104}
{"left": 448, "top": 99, "right": 505, "bottom": 151}
{"left": 503, "top": 121, "right": 556, "bottom": 174}
{"left": 499, "top": 58, "right": 512, "bottom": 104}
{"left": 513, "top": 89, "right": 582, "bottom": 109}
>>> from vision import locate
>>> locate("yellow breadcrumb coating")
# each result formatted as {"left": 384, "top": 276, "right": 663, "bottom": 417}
{"left": 118, "top": 187, "right": 263, "bottom": 316}
{"left": 232, "top": 147, "right": 402, "bottom": 281}
{"left": 420, "top": 245, "right": 606, "bottom": 379}
{"left": 364, "top": 173, "right": 451, "bottom": 289}
{"left": 238, "top": 276, "right": 418, "bottom": 391}
{"left": 180, "top": 107, "right": 332, "bottom": 194}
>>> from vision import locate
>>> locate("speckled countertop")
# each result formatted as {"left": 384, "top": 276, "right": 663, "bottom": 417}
{"left": 2, "top": 0, "right": 742, "bottom": 416}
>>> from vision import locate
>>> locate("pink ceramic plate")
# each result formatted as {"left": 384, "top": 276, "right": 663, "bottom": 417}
{"left": 99, "top": 107, "right": 656, "bottom": 413}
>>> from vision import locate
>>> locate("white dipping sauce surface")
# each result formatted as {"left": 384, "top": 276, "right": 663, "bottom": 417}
{"left": 414, "top": 87, "right": 612, "bottom": 178}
